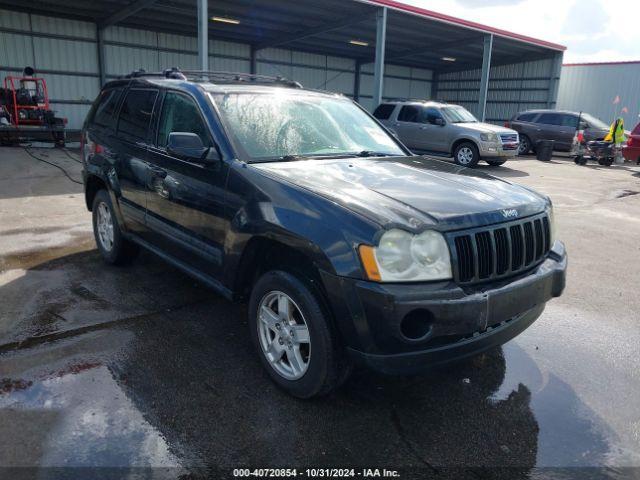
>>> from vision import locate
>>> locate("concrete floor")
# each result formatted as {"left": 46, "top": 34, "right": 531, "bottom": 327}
{"left": 1, "top": 146, "right": 639, "bottom": 477}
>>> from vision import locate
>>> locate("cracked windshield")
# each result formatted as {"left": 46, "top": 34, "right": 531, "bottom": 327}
{"left": 212, "top": 92, "right": 404, "bottom": 161}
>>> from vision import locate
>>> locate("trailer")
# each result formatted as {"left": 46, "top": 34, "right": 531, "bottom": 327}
{"left": 0, "top": 67, "right": 66, "bottom": 146}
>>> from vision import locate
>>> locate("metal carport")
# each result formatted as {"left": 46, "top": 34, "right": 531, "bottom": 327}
{"left": 0, "top": 0, "right": 565, "bottom": 129}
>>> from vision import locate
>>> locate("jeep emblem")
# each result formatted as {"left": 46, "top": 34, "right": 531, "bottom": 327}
{"left": 502, "top": 209, "right": 519, "bottom": 219}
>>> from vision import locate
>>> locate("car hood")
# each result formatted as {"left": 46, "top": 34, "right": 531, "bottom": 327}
{"left": 252, "top": 156, "right": 547, "bottom": 231}
{"left": 453, "top": 122, "right": 517, "bottom": 135}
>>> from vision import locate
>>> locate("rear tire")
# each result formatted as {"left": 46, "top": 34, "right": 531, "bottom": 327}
{"left": 453, "top": 142, "right": 480, "bottom": 167}
{"left": 249, "top": 270, "right": 350, "bottom": 398}
{"left": 92, "top": 189, "right": 139, "bottom": 265}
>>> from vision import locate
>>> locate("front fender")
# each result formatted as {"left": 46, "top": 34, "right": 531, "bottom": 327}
{"left": 450, "top": 135, "right": 480, "bottom": 154}
{"left": 222, "top": 164, "right": 381, "bottom": 289}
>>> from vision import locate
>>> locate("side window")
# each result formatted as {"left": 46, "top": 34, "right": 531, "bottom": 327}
{"left": 517, "top": 113, "right": 536, "bottom": 122}
{"left": 537, "top": 113, "right": 562, "bottom": 126}
{"left": 423, "top": 107, "right": 443, "bottom": 125}
{"left": 373, "top": 104, "right": 396, "bottom": 120}
{"left": 157, "top": 92, "right": 210, "bottom": 148}
{"left": 560, "top": 114, "right": 578, "bottom": 128}
{"left": 92, "top": 88, "right": 123, "bottom": 129}
{"left": 398, "top": 105, "right": 420, "bottom": 123}
{"left": 117, "top": 89, "right": 158, "bottom": 142}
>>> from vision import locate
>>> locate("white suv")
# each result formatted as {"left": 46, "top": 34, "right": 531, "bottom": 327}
{"left": 374, "top": 101, "right": 519, "bottom": 167}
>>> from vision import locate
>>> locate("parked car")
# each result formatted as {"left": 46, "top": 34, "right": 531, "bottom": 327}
{"left": 373, "top": 100, "right": 519, "bottom": 167}
{"left": 506, "top": 109, "right": 610, "bottom": 155}
{"left": 82, "top": 70, "right": 567, "bottom": 398}
{"left": 623, "top": 120, "right": 640, "bottom": 164}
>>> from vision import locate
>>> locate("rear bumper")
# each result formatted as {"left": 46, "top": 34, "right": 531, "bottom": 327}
{"left": 622, "top": 145, "right": 640, "bottom": 161}
{"left": 322, "top": 242, "right": 567, "bottom": 375}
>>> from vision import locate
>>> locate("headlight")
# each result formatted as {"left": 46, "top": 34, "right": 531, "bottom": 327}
{"left": 547, "top": 204, "right": 556, "bottom": 243}
{"left": 480, "top": 132, "right": 499, "bottom": 142}
{"left": 359, "top": 229, "right": 452, "bottom": 282}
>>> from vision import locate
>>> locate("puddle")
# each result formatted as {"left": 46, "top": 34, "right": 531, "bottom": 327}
{"left": 0, "top": 365, "right": 184, "bottom": 469}
{"left": 0, "top": 235, "right": 94, "bottom": 271}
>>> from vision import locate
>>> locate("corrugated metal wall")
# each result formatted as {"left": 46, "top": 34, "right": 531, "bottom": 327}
{"left": 0, "top": 9, "right": 100, "bottom": 129}
{"left": 358, "top": 63, "right": 432, "bottom": 112}
{"left": 557, "top": 63, "right": 640, "bottom": 128}
{"left": 436, "top": 57, "right": 555, "bottom": 124}
{"left": 1, "top": 8, "right": 434, "bottom": 130}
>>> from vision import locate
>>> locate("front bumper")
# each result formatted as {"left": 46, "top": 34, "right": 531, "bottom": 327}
{"left": 479, "top": 142, "right": 519, "bottom": 158}
{"left": 322, "top": 242, "right": 567, "bottom": 375}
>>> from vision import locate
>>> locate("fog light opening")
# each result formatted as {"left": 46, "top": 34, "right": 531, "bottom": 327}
{"left": 400, "top": 309, "right": 434, "bottom": 341}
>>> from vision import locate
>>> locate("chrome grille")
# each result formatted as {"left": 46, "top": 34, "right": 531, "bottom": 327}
{"left": 500, "top": 133, "right": 518, "bottom": 143}
{"left": 500, "top": 133, "right": 519, "bottom": 150}
{"left": 450, "top": 213, "right": 552, "bottom": 284}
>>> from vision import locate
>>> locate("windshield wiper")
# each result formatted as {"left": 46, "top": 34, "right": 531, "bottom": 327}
{"left": 356, "top": 150, "right": 397, "bottom": 157}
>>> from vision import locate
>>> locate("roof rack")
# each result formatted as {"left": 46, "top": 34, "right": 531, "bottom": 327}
{"left": 122, "top": 67, "right": 303, "bottom": 88}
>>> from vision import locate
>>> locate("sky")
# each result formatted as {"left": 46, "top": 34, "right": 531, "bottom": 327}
{"left": 402, "top": 0, "right": 640, "bottom": 63}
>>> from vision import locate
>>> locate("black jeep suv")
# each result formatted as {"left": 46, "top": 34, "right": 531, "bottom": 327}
{"left": 82, "top": 69, "right": 567, "bottom": 398}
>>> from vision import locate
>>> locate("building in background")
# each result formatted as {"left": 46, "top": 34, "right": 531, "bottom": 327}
{"left": 557, "top": 61, "right": 640, "bottom": 128}
{"left": 0, "top": 0, "right": 565, "bottom": 132}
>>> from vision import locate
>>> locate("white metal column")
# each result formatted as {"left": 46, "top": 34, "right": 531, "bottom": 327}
{"left": 547, "top": 51, "right": 564, "bottom": 108}
{"left": 197, "top": 0, "right": 208, "bottom": 71}
{"left": 372, "top": 7, "right": 387, "bottom": 108}
{"left": 478, "top": 34, "right": 493, "bottom": 121}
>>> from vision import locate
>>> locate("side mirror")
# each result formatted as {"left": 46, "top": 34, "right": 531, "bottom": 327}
{"left": 434, "top": 117, "right": 445, "bottom": 126}
{"left": 167, "top": 132, "right": 208, "bottom": 161}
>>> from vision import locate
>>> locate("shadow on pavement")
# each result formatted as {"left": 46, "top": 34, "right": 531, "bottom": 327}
{"left": 0, "top": 246, "right": 617, "bottom": 476}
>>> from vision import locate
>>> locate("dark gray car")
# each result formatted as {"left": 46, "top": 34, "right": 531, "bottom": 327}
{"left": 507, "top": 110, "right": 610, "bottom": 154}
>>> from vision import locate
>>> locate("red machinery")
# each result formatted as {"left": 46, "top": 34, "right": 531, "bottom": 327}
{"left": 0, "top": 67, "right": 66, "bottom": 146}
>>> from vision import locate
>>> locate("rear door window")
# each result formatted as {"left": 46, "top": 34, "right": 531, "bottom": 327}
{"left": 92, "top": 88, "right": 123, "bottom": 129}
{"left": 398, "top": 105, "right": 421, "bottom": 123}
{"left": 537, "top": 113, "right": 562, "bottom": 126}
{"left": 517, "top": 112, "right": 537, "bottom": 122}
{"left": 373, "top": 104, "right": 396, "bottom": 120}
{"left": 117, "top": 89, "right": 158, "bottom": 142}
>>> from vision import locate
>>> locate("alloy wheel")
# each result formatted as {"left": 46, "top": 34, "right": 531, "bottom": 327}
{"left": 518, "top": 137, "right": 530, "bottom": 155}
{"left": 257, "top": 291, "right": 311, "bottom": 380}
{"left": 96, "top": 202, "right": 114, "bottom": 252}
{"left": 457, "top": 147, "right": 474, "bottom": 165}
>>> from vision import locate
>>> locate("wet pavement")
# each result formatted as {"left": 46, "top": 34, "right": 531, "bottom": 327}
{"left": 1, "top": 147, "right": 640, "bottom": 478}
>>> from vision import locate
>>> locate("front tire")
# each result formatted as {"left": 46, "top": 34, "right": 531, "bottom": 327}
{"left": 453, "top": 142, "right": 480, "bottom": 167}
{"left": 92, "top": 189, "right": 139, "bottom": 265}
{"left": 249, "top": 270, "right": 350, "bottom": 398}
{"left": 518, "top": 135, "right": 532, "bottom": 155}
{"left": 486, "top": 160, "right": 506, "bottom": 167}
{"left": 598, "top": 157, "right": 614, "bottom": 166}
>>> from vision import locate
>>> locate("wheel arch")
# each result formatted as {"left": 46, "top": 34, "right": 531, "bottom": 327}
{"left": 451, "top": 137, "right": 480, "bottom": 156}
{"left": 85, "top": 174, "right": 108, "bottom": 211}
{"left": 233, "top": 236, "right": 329, "bottom": 303}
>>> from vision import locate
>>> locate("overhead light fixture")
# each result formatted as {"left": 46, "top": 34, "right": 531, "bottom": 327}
{"left": 211, "top": 16, "right": 240, "bottom": 24}
{"left": 349, "top": 40, "right": 369, "bottom": 47}
{"left": 442, "top": 57, "right": 456, "bottom": 62}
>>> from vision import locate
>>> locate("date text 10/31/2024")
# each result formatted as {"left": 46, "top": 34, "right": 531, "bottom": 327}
{"left": 232, "top": 468, "right": 401, "bottom": 478}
